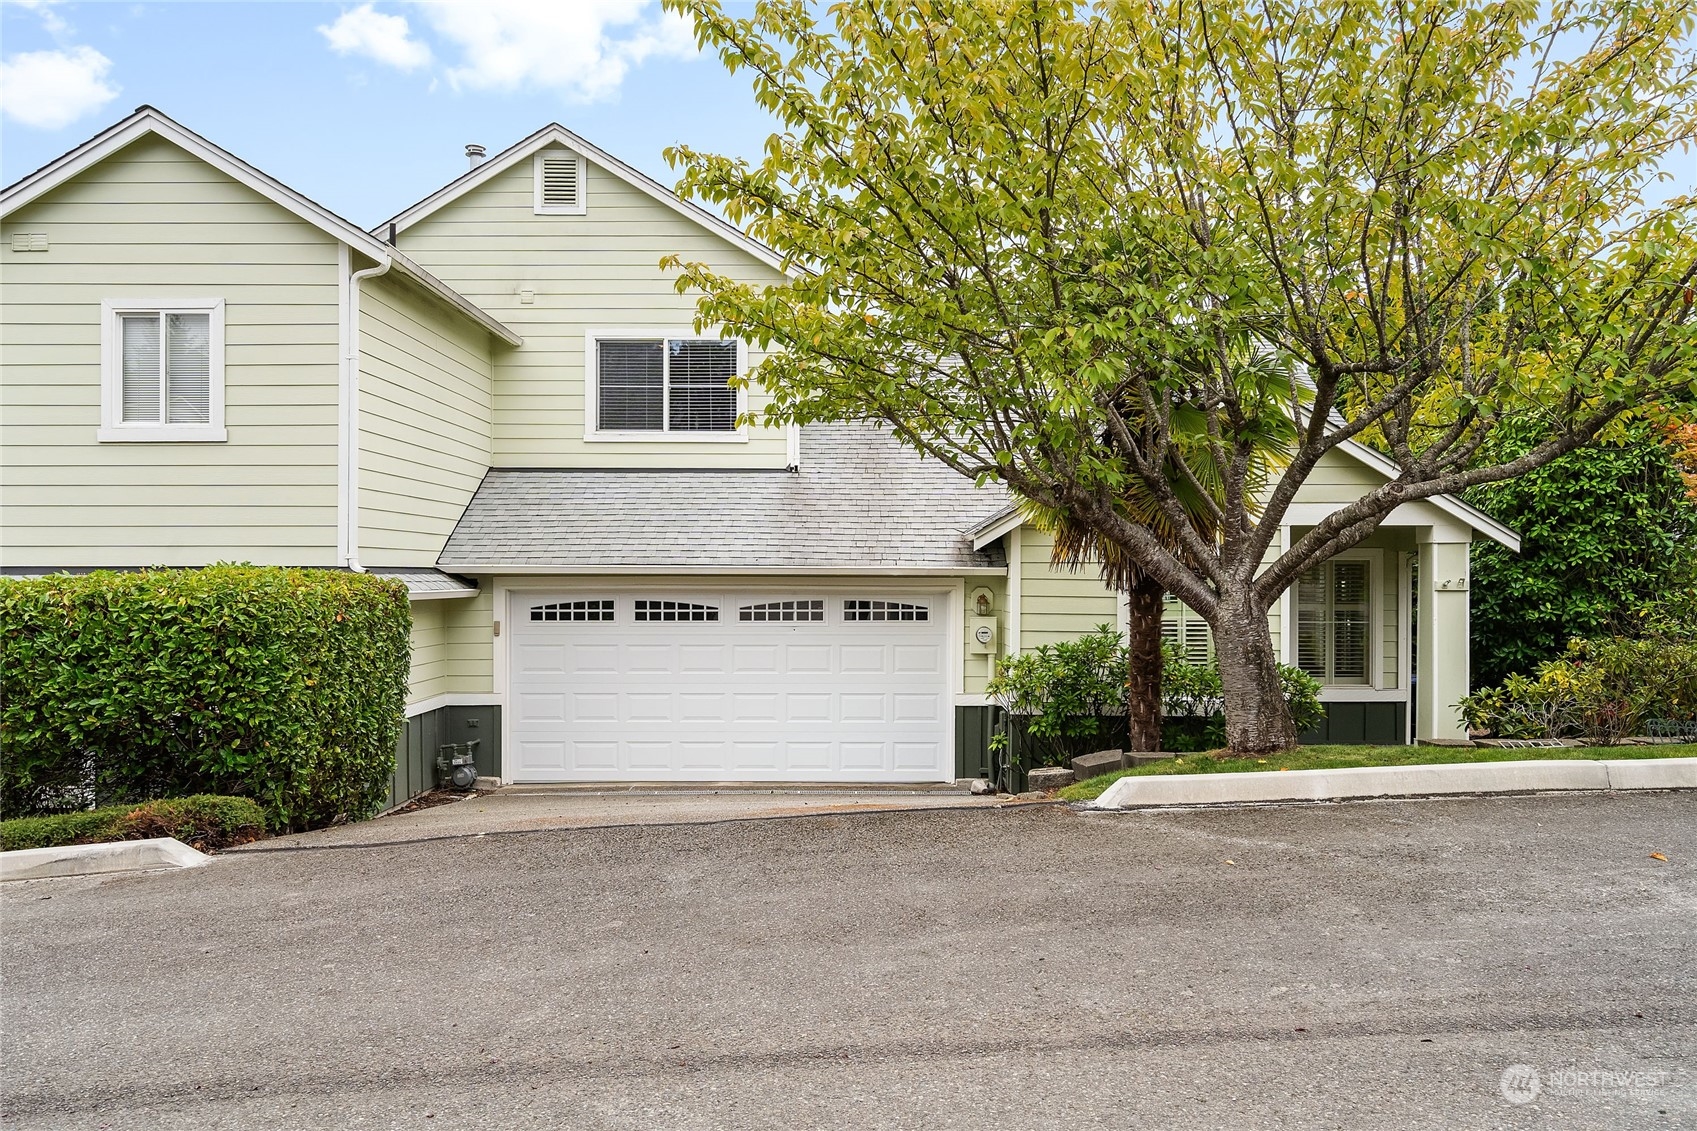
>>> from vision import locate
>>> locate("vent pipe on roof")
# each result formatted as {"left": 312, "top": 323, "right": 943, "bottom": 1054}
{"left": 465, "top": 143, "right": 487, "bottom": 169}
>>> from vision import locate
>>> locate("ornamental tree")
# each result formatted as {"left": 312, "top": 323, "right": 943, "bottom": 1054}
{"left": 663, "top": 0, "right": 1697, "bottom": 752}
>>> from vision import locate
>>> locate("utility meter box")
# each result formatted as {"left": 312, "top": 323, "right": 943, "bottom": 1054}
{"left": 967, "top": 616, "right": 999, "bottom": 655}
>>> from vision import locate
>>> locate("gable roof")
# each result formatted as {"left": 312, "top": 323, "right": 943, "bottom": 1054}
{"left": 0, "top": 106, "right": 522, "bottom": 347}
{"left": 967, "top": 440, "right": 1520, "bottom": 552}
{"left": 375, "top": 122, "right": 790, "bottom": 275}
{"left": 438, "top": 423, "right": 1009, "bottom": 573}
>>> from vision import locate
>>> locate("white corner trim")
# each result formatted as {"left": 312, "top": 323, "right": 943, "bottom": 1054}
{"left": 1006, "top": 526, "right": 1023, "bottom": 656}
{"left": 582, "top": 328, "right": 749, "bottom": 443}
{"left": 533, "top": 149, "right": 587, "bottom": 215}
{"left": 97, "top": 297, "right": 226, "bottom": 443}
{"left": 405, "top": 692, "right": 503, "bottom": 718}
{"left": 336, "top": 244, "right": 351, "bottom": 564}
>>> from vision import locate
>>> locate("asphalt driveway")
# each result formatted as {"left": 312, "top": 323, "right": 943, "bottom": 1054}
{"left": 3, "top": 793, "right": 1693, "bottom": 1130}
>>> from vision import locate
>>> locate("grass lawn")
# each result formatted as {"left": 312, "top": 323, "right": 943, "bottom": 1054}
{"left": 1056, "top": 743, "right": 1697, "bottom": 802}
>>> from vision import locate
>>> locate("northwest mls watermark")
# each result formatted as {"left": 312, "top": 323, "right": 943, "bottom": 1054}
{"left": 1500, "top": 1062, "right": 1674, "bottom": 1105}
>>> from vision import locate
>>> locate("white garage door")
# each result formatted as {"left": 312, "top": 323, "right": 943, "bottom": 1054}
{"left": 508, "top": 591, "right": 951, "bottom": 782}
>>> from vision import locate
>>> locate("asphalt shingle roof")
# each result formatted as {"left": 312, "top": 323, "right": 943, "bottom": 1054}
{"left": 438, "top": 423, "right": 1010, "bottom": 571}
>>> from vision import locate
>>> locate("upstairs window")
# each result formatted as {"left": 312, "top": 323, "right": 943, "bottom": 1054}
{"left": 534, "top": 150, "right": 586, "bottom": 214}
{"left": 1296, "top": 559, "right": 1371, "bottom": 685}
{"left": 591, "top": 334, "right": 741, "bottom": 438}
{"left": 99, "top": 299, "right": 225, "bottom": 442}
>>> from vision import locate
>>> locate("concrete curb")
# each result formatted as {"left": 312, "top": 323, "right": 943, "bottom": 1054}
{"left": 0, "top": 837, "right": 209, "bottom": 882}
{"left": 1089, "top": 757, "right": 1697, "bottom": 810}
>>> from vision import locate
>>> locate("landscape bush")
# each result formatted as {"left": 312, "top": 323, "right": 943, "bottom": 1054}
{"left": 0, "top": 566, "right": 410, "bottom": 830}
{"left": 1459, "top": 633, "right": 1697, "bottom": 744}
{"left": 987, "top": 625, "right": 1327, "bottom": 765}
{"left": 0, "top": 795, "right": 269, "bottom": 852}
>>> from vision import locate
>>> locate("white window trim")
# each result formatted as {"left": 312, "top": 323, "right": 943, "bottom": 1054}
{"left": 1285, "top": 548, "right": 1386, "bottom": 691}
{"left": 583, "top": 327, "right": 749, "bottom": 443}
{"left": 533, "top": 150, "right": 587, "bottom": 216}
{"left": 98, "top": 298, "right": 226, "bottom": 443}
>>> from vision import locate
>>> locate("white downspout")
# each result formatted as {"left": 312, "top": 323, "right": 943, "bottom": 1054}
{"left": 342, "top": 250, "right": 393, "bottom": 571}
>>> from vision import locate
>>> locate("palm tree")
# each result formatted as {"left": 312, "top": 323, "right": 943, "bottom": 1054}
{"left": 1025, "top": 354, "right": 1296, "bottom": 752}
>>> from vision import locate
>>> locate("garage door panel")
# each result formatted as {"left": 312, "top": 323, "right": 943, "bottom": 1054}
{"left": 627, "top": 741, "right": 672, "bottom": 770}
{"left": 678, "top": 644, "right": 727, "bottom": 672}
{"left": 626, "top": 693, "right": 674, "bottom": 722}
{"left": 786, "top": 645, "right": 832, "bottom": 673}
{"left": 510, "top": 590, "right": 950, "bottom": 782}
{"left": 786, "top": 693, "right": 832, "bottom": 722}
{"left": 732, "top": 645, "right": 780, "bottom": 673}
{"left": 567, "top": 644, "right": 618, "bottom": 674}
{"left": 678, "top": 693, "right": 727, "bottom": 722}
{"left": 570, "top": 693, "right": 617, "bottom": 722}
{"left": 839, "top": 645, "right": 887, "bottom": 673}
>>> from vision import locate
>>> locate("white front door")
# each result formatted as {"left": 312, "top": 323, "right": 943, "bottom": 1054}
{"left": 507, "top": 590, "right": 951, "bottom": 782}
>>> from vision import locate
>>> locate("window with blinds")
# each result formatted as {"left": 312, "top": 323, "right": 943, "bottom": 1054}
{"left": 101, "top": 300, "right": 223, "bottom": 441}
{"left": 1296, "top": 559, "right": 1370, "bottom": 685}
{"left": 594, "top": 337, "right": 738, "bottom": 434}
{"left": 534, "top": 150, "right": 586, "bottom": 214}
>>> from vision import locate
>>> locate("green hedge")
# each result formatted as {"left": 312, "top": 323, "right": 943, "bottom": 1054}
{"left": 0, "top": 566, "right": 410, "bottom": 831}
{"left": 0, "top": 795, "right": 269, "bottom": 852}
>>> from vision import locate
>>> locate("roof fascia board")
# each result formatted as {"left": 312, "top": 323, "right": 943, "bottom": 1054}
{"left": 434, "top": 564, "right": 1009, "bottom": 577}
{"left": 2, "top": 107, "right": 519, "bottom": 347}
{"left": 969, "top": 507, "right": 1024, "bottom": 551}
{"left": 379, "top": 123, "right": 792, "bottom": 275}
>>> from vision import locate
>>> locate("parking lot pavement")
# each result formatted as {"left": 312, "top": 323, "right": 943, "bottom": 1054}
{"left": 3, "top": 792, "right": 1694, "bottom": 1130}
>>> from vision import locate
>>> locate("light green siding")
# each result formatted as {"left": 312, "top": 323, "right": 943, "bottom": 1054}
{"left": 1018, "top": 527, "right": 1121, "bottom": 651}
{"left": 0, "top": 134, "right": 343, "bottom": 567}
{"left": 1295, "top": 447, "right": 1390, "bottom": 504}
{"left": 395, "top": 148, "right": 792, "bottom": 469}
{"left": 358, "top": 273, "right": 495, "bottom": 565}
{"left": 963, "top": 575, "right": 1007, "bottom": 695}
{"left": 406, "top": 588, "right": 496, "bottom": 707}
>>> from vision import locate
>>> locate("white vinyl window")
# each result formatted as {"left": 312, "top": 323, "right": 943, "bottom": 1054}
{"left": 1296, "top": 559, "right": 1371, "bottom": 685}
{"left": 99, "top": 299, "right": 225, "bottom": 442}
{"left": 1160, "top": 600, "right": 1214, "bottom": 665}
{"left": 586, "top": 331, "right": 745, "bottom": 440}
{"left": 534, "top": 150, "right": 586, "bottom": 215}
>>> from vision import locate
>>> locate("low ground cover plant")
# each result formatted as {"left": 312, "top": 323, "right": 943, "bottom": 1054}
{"left": 0, "top": 794, "right": 268, "bottom": 852}
{"left": 0, "top": 566, "right": 410, "bottom": 831}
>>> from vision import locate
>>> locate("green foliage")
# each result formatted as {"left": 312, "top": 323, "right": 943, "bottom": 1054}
{"left": 1468, "top": 424, "right": 1697, "bottom": 687}
{"left": 665, "top": 0, "right": 1697, "bottom": 753}
{"left": 1459, "top": 635, "right": 1697, "bottom": 745}
{"left": 987, "top": 627, "right": 1126, "bottom": 767}
{"left": 0, "top": 795, "right": 268, "bottom": 852}
{"left": 988, "top": 628, "right": 1326, "bottom": 763}
{"left": 0, "top": 567, "right": 410, "bottom": 831}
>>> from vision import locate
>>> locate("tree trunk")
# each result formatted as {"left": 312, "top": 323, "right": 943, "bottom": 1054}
{"left": 1214, "top": 594, "right": 1297, "bottom": 754}
{"left": 1125, "top": 575, "right": 1164, "bottom": 751}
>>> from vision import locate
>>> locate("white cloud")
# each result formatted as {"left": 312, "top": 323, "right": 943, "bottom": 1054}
{"left": 419, "top": 0, "right": 696, "bottom": 103}
{"left": 0, "top": 44, "right": 118, "bottom": 129}
{"left": 7, "top": 0, "right": 70, "bottom": 36}
{"left": 319, "top": 3, "right": 432, "bottom": 72}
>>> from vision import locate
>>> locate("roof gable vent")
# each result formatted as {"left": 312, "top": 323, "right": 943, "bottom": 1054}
{"left": 534, "top": 150, "right": 586, "bottom": 215}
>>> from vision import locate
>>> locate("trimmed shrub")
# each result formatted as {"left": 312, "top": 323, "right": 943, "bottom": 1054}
{"left": 1459, "top": 634, "right": 1697, "bottom": 744}
{"left": 0, "top": 795, "right": 268, "bottom": 852}
{"left": 1, "top": 566, "right": 410, "bottom": 830}
{"left": 988, "top": 625, "right": 1328, "bottom": 764}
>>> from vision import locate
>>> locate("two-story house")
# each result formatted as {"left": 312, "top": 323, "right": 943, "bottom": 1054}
{"left": 1, "top": 107, "right": 1515, "bottom": 801}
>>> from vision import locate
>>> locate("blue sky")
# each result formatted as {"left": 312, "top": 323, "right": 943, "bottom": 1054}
{"left": 0, "top": 1, "right": 781, "bottom": 226}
